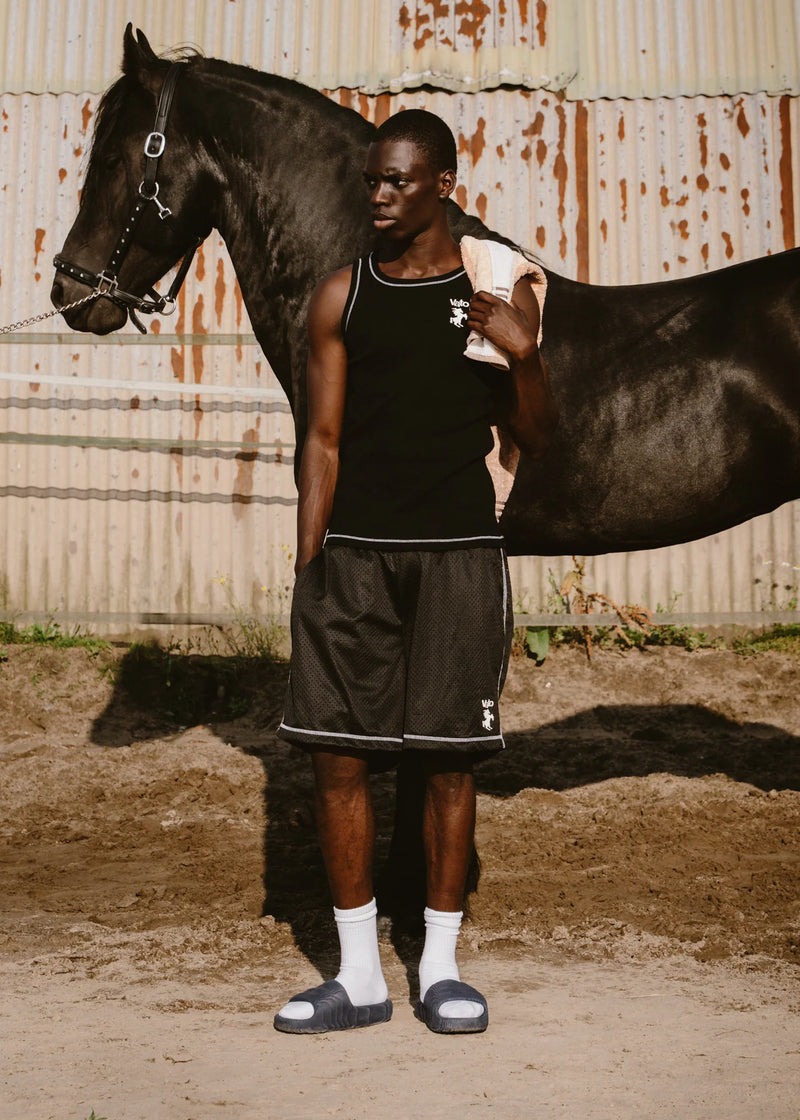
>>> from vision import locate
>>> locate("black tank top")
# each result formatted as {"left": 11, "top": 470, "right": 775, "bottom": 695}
{"left": 326, "top": 252, "right": 503, "bottom": 550}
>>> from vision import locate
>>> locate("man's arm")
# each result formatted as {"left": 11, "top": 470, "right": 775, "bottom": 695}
{"left": 295, "top": 268, "right": 351, "bottom": 575}
{"left": 467, "top": 277, "right": 559, "bottom": 459}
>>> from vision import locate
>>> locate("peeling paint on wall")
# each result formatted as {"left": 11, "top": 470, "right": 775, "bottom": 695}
{"left": 4, "top": 0, "right": 800, "bottom": 101}
{"left": 779, "top": 94, "right": 795, "bottom": 251}
{"left": 588, "top": 92, "right": 798, "bottom": 285}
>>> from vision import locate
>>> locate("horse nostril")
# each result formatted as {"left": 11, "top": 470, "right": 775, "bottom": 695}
{"left": 51, "top": 279, "right": 64, "bottom": 308}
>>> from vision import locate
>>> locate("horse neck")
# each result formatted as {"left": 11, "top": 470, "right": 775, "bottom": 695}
{"left": 195, "top": 70, "right": 373, "bottom": 395}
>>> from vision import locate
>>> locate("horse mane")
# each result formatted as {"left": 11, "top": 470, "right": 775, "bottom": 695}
{"left": 188, "top": 54, "right": 376, "bottom": 135}
{"left": 91, "top": 44, "right": 204, "bottom": 148}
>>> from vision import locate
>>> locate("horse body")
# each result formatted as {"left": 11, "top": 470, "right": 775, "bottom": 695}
{"left": 52, "top": 27, "right": 800, "bottom": 556}
{"left": 512, "top": 253, "right": 800, "bottom": 552}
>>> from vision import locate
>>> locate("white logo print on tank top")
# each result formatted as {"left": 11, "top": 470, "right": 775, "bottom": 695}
{"left": 449, "top": 298, "right": 469, "bottom": 327}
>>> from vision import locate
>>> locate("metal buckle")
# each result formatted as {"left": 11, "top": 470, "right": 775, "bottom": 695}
{"left": 94, "top": 271, "right": 118, "bottom": 296}
{"left": 144, "top": 131, "right": 166, "bottom": 159}
{"left": 138, "top": 180, "right": 171, "bottom": 220}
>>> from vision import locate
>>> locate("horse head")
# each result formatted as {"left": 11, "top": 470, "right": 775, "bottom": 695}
{"left": 51, "top": 25, "right": 214, "bottom": 335}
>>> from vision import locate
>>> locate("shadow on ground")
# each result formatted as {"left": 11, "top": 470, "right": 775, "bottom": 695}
{"left": 89, "top": 648, "right": 800, "bottom": 995}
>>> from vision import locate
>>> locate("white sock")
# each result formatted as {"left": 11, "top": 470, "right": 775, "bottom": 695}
{"left": 419, "top": 907, "right": 483, "bottom": 1020}
{"left": 277, "top": 898, "right": 388, "bottom": 1021}
{"left": 333, "top": 898, "right": 388, "bottom": 1006}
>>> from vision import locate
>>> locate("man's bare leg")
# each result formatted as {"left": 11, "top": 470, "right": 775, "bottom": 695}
{"left": 422, "top": 754, "right": 476, "bottom": 911}
{"left": 311, "top": 749, "right": 375, "bottom": 908}
{"left": 275, "top": 749, "right": 389, "bottom": 1027}
{"left": 419, "top": 752, "right": 485, "bottom": 1025}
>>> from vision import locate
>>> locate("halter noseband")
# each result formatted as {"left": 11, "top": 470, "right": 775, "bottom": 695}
{"left": 53, "top": 62, "right": 203, "bottom": 334}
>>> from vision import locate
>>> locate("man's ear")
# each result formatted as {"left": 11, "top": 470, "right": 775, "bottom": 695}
{"left": 121, "top": 24, "right": 164, "bottom": 95}
{"left": 439, "top": 168, "right": 457, "bottom": 200}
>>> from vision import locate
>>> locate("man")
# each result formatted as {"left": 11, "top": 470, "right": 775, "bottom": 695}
{"left": 275, "top": 109, "right": 558, "bottom": 1034}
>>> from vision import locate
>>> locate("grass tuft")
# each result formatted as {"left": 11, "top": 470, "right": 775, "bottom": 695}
{"left": 0, "top": 619, "right": 109, "bottom": 655}
{"left": 731, "top": 623, "right": 800, "bottom": 658}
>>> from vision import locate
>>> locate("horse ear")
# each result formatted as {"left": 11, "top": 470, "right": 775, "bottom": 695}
{"left": 122, "top": 24, "right": 162, "bottom": 91}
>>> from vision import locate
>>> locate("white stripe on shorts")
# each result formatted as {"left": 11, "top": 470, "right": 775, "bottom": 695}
{"left": 278, "top": 722, "right": 404, "bottom": 745}
{"left": 404, "top": 733, "right": 504, "bottom": 744}
{"left": 497, "top": 551, "right": 509, "bottom": 694}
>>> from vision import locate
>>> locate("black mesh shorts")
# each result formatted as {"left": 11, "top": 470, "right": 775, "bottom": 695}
{"left": 278, "top": 546, "right": 513, "bottom": 756}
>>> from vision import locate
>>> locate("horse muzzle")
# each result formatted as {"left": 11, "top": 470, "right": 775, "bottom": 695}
{"left": 50, "top": 273, "right": 128, "bottom": 333}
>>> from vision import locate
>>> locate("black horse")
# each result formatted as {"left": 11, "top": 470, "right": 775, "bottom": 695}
{"left": 52, "top": 26, "right": 800, "bottom": 557}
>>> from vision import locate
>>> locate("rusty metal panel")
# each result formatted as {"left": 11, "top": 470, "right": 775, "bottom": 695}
{"left": 586, "top": 92, "right": 800, "bottom": 284}
{"left": 0, "top": 0, "right": 385, "bottom": 93}
{"left": 0, "top": 370, "right": 298, "bottom": 624}
{"left": 0, "top": 0, "right": 571, "bottom": 96}
{"left": 383, "top": 0, "right": 574, "bottom": 94}
{"left": 573, "top": 0, "right": 800, "bottom": 101}
{"left": 4, "top": 0, "right": 800, "bottom": 101}
{"left": 509, "top": 90, "right": 800, "bottom": 612}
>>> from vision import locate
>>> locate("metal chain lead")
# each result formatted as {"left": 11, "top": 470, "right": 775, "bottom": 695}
{"left": 0, "top": 289, "right": 101, "bottom": 335}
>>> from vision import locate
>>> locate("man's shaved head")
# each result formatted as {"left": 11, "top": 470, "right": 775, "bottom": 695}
{"left": 373, "top": 109, "right": 458, "bottom": 175}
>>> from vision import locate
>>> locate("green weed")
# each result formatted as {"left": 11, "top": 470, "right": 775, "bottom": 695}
{"left": 518, "top": 571, "right": 726, "bottom": 662}
{"left": 0, "top": 618, "right": 109, "bottom": 655}
{"left": 732, "top": 623, "right": 800, "bottom": 658}
{"left": 207, "top": 570, "right": 290, "bottom": 662}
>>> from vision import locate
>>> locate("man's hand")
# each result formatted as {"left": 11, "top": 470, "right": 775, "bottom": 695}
{"left": 466, "top": 289, "right": 538, "bottom": 362}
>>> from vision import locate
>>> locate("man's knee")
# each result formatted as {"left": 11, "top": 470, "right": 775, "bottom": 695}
{"left": 422, "top": 754, "right": 475, "bottom": 805}
{"left": 311, "top": 749, "right": 371, "bottom": 805}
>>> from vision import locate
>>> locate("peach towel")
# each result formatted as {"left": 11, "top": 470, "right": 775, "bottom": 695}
{"left": 460, "top": 236, "right": 547, "bottom": 367}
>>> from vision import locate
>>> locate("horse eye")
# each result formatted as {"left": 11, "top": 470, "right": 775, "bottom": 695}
{"left": 103, "top": 153, "right": 122, "bottom": 171}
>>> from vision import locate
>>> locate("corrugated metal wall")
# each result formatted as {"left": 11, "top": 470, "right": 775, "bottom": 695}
{"left": 572, "top": 0, "right": 800, "bottom": 100}
{"left": 5, "top": 0, "right": 800, "bottom": 98}
{"left": 1, "top": 1, "right": 799, "bottom": 630}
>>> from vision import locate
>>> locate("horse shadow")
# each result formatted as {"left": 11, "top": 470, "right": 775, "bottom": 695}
{"left": 90, "top": 649, "right": 800, "bottom": 1005}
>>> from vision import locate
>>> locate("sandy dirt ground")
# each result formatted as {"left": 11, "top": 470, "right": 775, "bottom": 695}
{"left": 1, "top": 640, "right": 799, "bottom": 1120}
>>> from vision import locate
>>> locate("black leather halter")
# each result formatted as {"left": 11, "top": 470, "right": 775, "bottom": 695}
{"left": 53, "top": 62, "right": 203, "bottom": 334}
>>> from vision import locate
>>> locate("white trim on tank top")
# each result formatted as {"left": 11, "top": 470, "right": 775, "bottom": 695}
{"left": 343, "top": 257, "right": 363, "bottom": 334}
{"left": 324, "top": 532, "right": 503, "bottom": 545}
{"left": 368, "top": 253, "right": 466, "bottom": 287}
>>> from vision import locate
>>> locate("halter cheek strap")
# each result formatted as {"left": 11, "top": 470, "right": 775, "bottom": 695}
{"left": 53, "top": 61, "right": 203, "bottom": 334}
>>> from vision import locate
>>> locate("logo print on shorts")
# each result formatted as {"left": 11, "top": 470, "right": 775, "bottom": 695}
{"left": 481, "top": 698, "right": 495, "bottom": 731}
{"left": 450, "top": 297, "right": 469, "bottom": 327}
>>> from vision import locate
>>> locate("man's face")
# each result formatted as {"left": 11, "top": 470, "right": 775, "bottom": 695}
{"left": 363, "top": 139, "right": 452, "bottom": 240}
